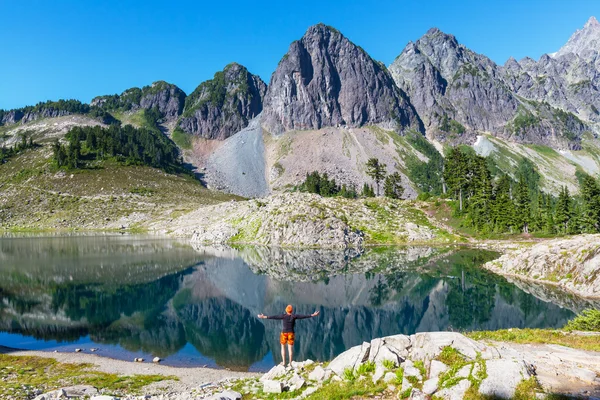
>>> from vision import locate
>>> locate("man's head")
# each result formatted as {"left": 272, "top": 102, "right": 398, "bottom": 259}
{"left": 285, "top": 304, "right": 293, "bottom": 314}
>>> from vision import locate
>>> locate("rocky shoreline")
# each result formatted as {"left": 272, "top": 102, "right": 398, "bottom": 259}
{"left": 153, "top": 193, "right": 459, "bottom": 248}
{"left": 483, "top": 234, "right": 600, "bottom": 299}
{"left": 21, "top": 331, "right": 600, "bottom": 399}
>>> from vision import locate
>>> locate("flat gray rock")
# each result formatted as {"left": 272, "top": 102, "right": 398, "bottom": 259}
{"left": 479, "top": 358, "right": 530, "bottom": 399}
{"left": 207, "top": 390, "right": 243, "bottom": 400}
{"left": 435, "top": 379, "right": 472, "bottom": 400}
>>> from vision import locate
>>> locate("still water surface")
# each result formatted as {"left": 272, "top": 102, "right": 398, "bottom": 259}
{"left": 0, "top": 235, "right": 594, "bottom": 371}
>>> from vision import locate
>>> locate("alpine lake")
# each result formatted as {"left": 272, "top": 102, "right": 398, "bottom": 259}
{"left": 0, "top": 234, "right": 597, "bottom": 372}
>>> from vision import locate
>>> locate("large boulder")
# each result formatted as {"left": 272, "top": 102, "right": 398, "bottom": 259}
{"left": 327, "top": 341, "right": 370, "bottom": 376}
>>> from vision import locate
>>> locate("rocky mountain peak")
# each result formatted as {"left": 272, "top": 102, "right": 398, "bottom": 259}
{"left": 585, "top": 15, "right": 599, "bottom": 29}
{"left": 177, "top": 63, "right": 267, "bottom": 140}
{"left": 556, "top": 16, "right": 600, "bottom": 59}
{"left": 261, "top": 24, "right": 421, "bottom": 134}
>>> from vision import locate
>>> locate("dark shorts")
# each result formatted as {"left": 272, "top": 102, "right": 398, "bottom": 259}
{"left": 280, "top": 332, "right": 295, "bottom": 345}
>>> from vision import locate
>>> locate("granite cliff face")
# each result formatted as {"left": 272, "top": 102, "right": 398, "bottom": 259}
{"left": 389, "top": 28, "right": 590, "bottom": 149}
{"left": 177, "top": 63, "right": 267, "bottom": 140}
{"left": 91, "top": 81, "right": 186, "bottom": 120}
{"left": 262, "top": 24, "right": 421, "bottom": 134}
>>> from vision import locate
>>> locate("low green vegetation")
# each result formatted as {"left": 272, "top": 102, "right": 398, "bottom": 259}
{"left": 439, "top": 114, "right": 466, "bottom": 134}
{"left": 467, "top": 328, "right": 600, "bottom": 352}
{"left": 564, "top": 308, "right": 600, "bottom": 331}
{"left": 0, "top": 354, "right": 175, "bottom": 399}
{"left": 171, "top": 127, "right": 193, "bottom": 149}
{"left": 182, "top": 63, "right": 250, "bottom": 118}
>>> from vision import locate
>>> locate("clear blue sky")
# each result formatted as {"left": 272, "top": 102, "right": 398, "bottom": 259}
{"left": 0, "top": 0, "right": 597, "bottom": 110}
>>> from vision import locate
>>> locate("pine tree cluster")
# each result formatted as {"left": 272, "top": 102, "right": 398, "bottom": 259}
{"left": 443, "top": 147, "right": 600, "bottom": 234}
{"left": 0, "top": 133, "right": 37, "bottom": 164}
{"left": 52, "top": 124, "right": 183, "bottom": 173}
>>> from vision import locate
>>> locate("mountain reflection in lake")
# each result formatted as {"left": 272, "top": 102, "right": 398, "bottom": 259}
{"left": 0, "top": 236, "right": 595, "bottom": 371}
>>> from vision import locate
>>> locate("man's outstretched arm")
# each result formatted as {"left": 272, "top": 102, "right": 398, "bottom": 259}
{"left": 295, "top": 311, "right": 320, "bottom": 319}
{"left": 257, "top": 313, "right": 284, "bottom": 319}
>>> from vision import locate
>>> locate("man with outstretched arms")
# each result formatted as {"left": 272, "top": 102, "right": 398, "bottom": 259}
{"left": 258, "top": 305, "right": 320, "bottom": 366}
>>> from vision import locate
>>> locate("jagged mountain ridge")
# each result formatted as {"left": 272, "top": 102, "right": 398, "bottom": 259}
{"left": 389, "top": 27, "right": 590, "bottom": 150}
{"left": 2, "top": 19, "right": 600, "bottom": 199}
{"left": 502, "top": 16, "right": 600, "bottom": 124}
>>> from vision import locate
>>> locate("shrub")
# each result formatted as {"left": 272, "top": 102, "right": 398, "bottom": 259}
{"left": 564, "top": 309, "right": 600, "bottom": 331}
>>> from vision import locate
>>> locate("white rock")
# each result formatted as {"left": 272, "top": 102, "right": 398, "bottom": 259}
{"left": 207, "top": 391, "right": 242, "bottom": 400}
{"left": 327, "top": 341, "right": 370, "bottom": 376}
{"left": 75, "top": 348, "right": 82, "bottom": 352}
{"left": 370, "top": 343, "right": 401, "bottom": 366}
{"left": 422, "top": 377, "right": 439, "bottom": 395}
{"left": 382, "top": 334, "right": 411, "bottom": 358}
{"left": 331, "top": 375, "right": 343, "bottom": 382}
{"left": 429, "top": 360, "right": 449, "bottom": 379}
{"left": 457, "top": 364, "right": 471, "bottom": 378}
{"left": 91, "top": 397, "right": 118, "bottom": 400}
{"left": 479, "top": 359, "right": 529, "bottom": 399}
{"left": 435, "top": 379, "right": 472, "bottom": 400}
{"left": 409, "top": 388, "right": 427, "bottom": 399}
{"left": 308, "top": 365, "right": 326, "bottom": 381}
{"left": 401, "top": 377, "right": 412, "bottom": 392}
{"left": 289, "top": 373, "right": 306, "bottom": 390}
{"left": 34, "top": 389, "right": 66, "bottom": 400}
{"left": 403, "top": 360, "right": 422, "bottom": 379}
{"left": 409, "top": 332, "right": 495, "bottom": 361}
{"left": 372, "top": 364, "right": 386, "bottom": 383}
{"left": 383, "top": 371, "right": 397, "bottom": 383}
{"left": 263, "top": 379, "right": 283, "bottom": 394}
{"left": 63, "top": 385, "right": 98, "bottom": 397}
{"left": 153, "top": 357, "right": 161, "bottom": 363}
{"left": 260, "top": 364, "right": 286, "bottom": 381}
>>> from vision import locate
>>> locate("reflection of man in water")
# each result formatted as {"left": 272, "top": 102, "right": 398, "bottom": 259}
{"left": 258, "top": 305, "right": 320, "bottom": 366}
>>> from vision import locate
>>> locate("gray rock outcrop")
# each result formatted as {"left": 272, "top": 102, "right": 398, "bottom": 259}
{"left": 262, "top": 23, "right": 421, "bottom": 134}
{"left": 484, "top": 234, "right": 600, "bottom": 298}
{"left": 178, "top": 63, "right": 267, "bottom": 140}
{"left": 92, "top": 81, "right": 186, "bottom": 120}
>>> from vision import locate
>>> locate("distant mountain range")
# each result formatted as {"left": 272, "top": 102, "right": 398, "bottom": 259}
{"left": 2, "top": 17, "right": 600, "bottom": 198}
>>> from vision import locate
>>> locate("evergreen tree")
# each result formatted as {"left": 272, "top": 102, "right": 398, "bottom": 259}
{"left": 555, "top": 186, "right": 572, "bottom": 234}
{"left": 580, "top": 174, "right": 600, "bottom": 233}
{"left": 514, "top": 174, "right": 531, "bottom": 233}
{"left": 366, "top": 158, "right": 386, "bottom": 196}
{"left": 361, "top": 183, "right": 375, "bottom": 197}
{"left": 467, "top": 155, "right": 493, "bottom": 232}
{"left": 491, "top": 175, "right": 514, "bottom": 233}
{"left": 383, "top": 172, "right": 404, "bottom": 199}
{"left": 443, "top": 148, "right": 469, "bottom": 211}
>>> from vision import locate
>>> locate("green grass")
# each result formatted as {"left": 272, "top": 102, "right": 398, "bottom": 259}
{"left": 467, "top": 328, "right": 600, "bottom": 352}
{"left": 171, "top": 128, "right": 193, "bottom": 150}
{"left": 305, "top": 378, "right": 388, "bottom": 400}
{"left": 0, "top": 146, "right": 237, "bottom": 231}
{"left": 0, "top": 354, "right": 175, "bottom": 399}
